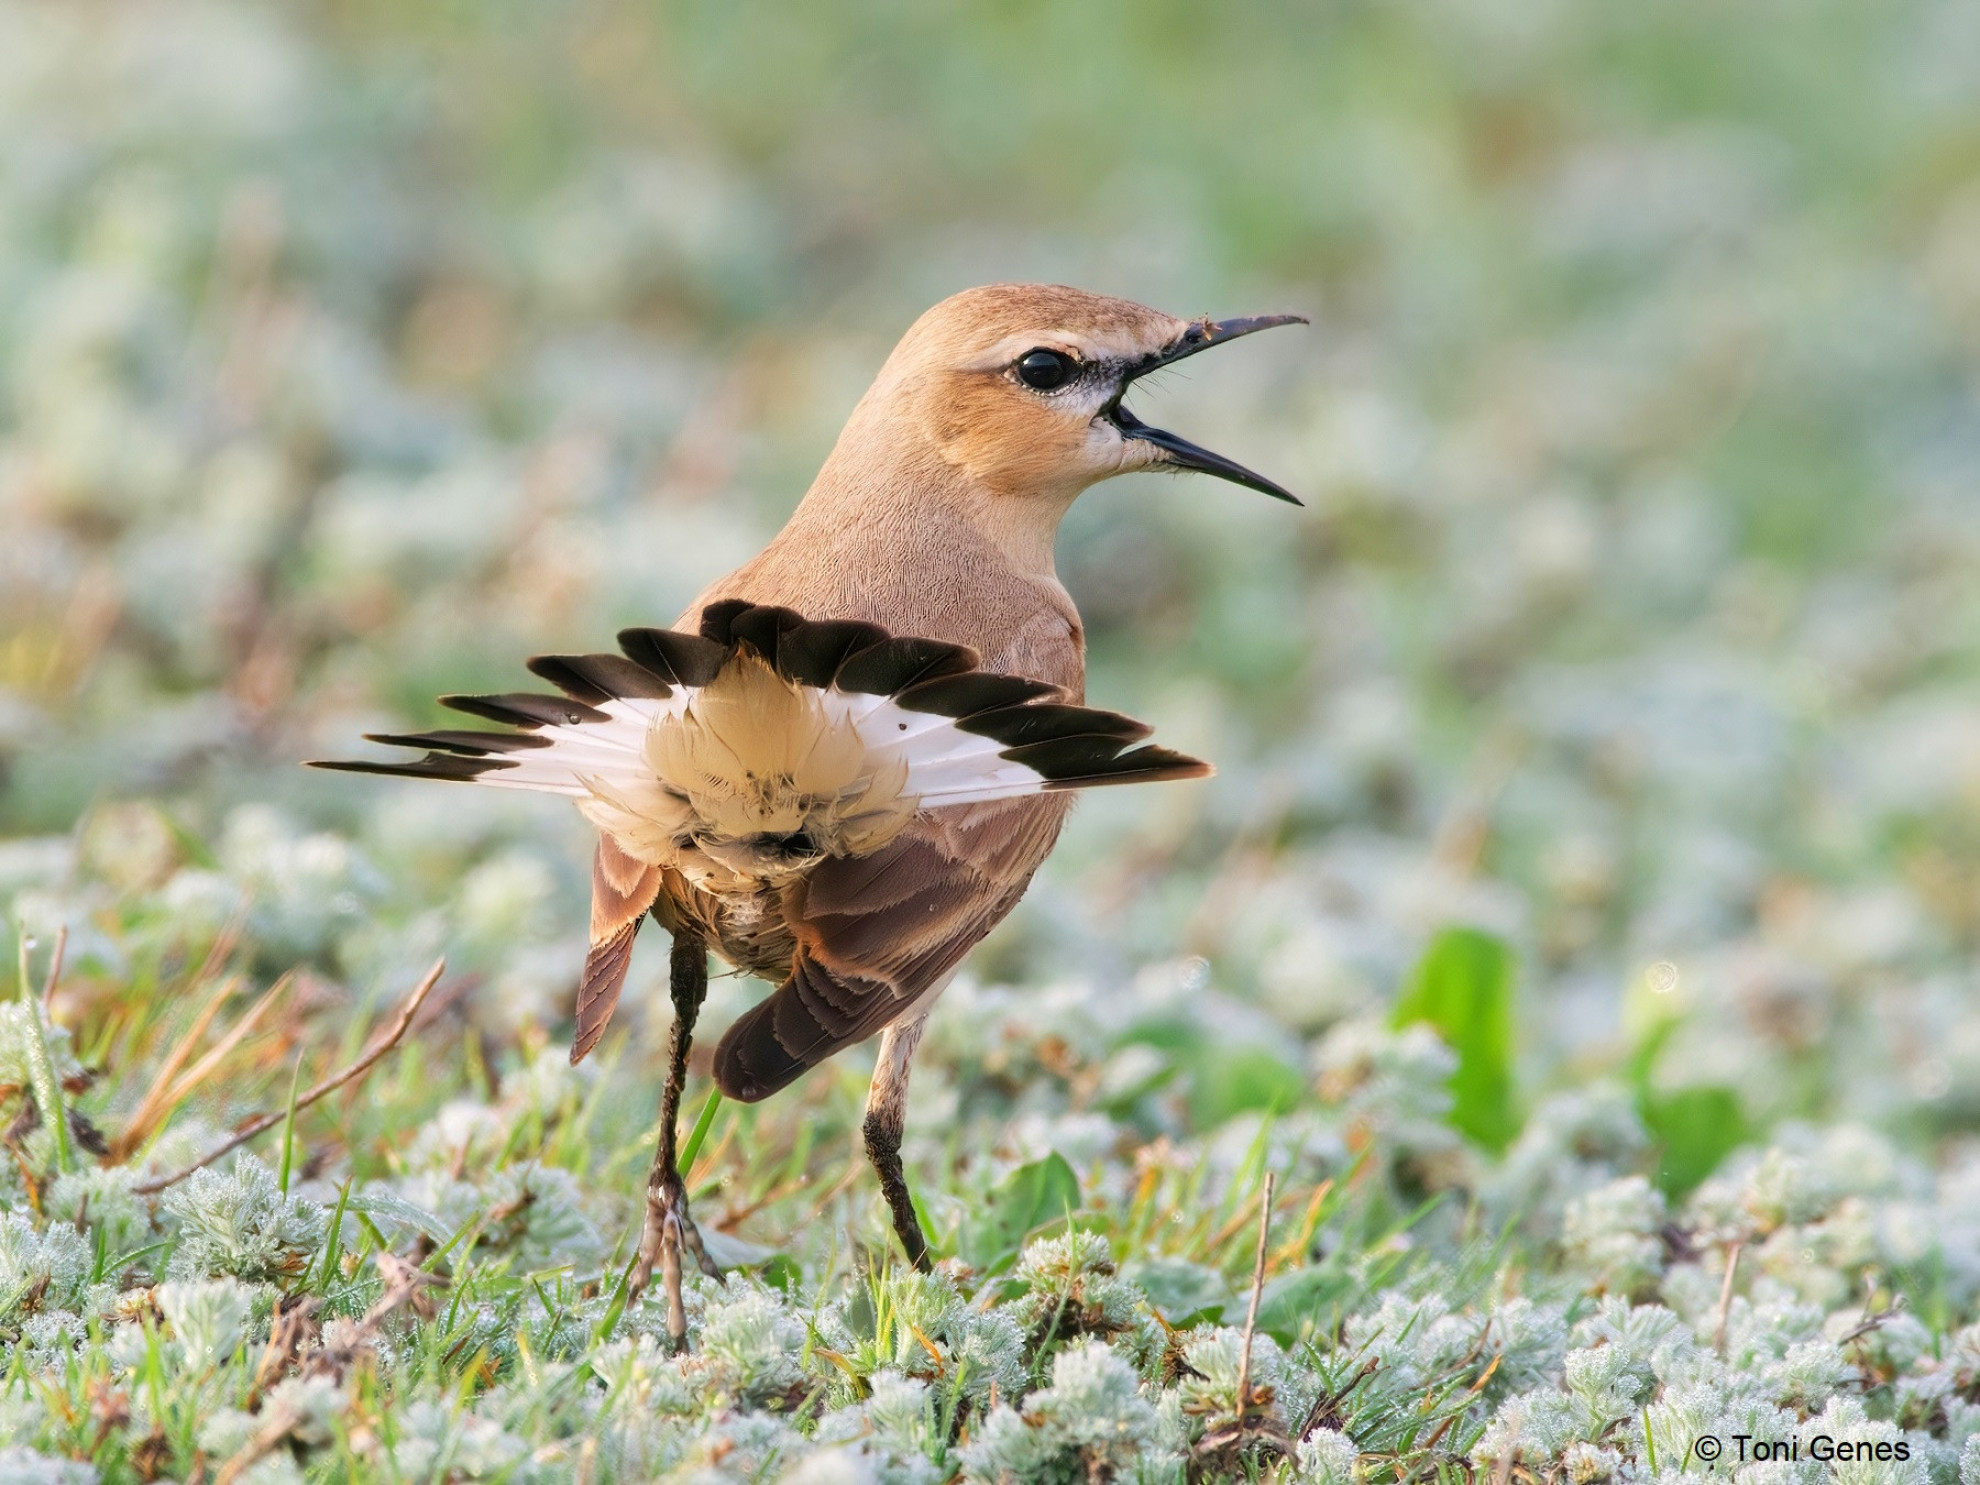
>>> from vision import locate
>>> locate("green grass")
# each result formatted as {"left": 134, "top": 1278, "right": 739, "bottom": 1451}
{"left": 0, "top": 909, "right": 1974, "bottom": 1481}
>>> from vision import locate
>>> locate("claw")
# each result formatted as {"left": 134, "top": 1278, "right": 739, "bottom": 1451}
{"left": 629, "top": 1167, "right": 725, "bottom": 1350}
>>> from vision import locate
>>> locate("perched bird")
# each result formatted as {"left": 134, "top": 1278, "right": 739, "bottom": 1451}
{"left": 316, "top": 283, "right": 1302, "bottom": 1344}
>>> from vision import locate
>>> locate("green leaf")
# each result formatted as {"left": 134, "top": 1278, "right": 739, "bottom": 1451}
{"left": 1643, "top": 1085, "right": 1745, "bottom": 1197}
{"left": 1188, "top": 1046, "right": 1307, "bottom": 1130}
{"left": 1254, "top": 1263, "right": 1354, "bottom": 1345}
{"left": 1123, "top": 1256, "right": 1228, "bottom": 1320}
{"left": 754, "top": 1252, "right": 803, "bottom": 1294}
{"left": 961, "top": 1153, "right": 1080, "bottom": 1270}
{"left": 346, "top": 1189, "right": 455, "bottom": 1243}
{"left": 1391, "top": 926, "right": 1520, "bottom": 1153}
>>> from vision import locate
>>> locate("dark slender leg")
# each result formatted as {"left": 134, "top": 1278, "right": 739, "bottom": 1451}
{"left": 628, "top": 927, "right": 723, "bottom": 1348}
{"left": 863, "top": 1015, "right": 931, "bottom": 1271}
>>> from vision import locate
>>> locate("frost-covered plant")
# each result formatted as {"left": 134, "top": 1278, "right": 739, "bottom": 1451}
{"left": 389, "top": 1157, "right": 601, "bottom": 1268}
{"left": 0, "top": 1449, "right": 98, "bottom": 1485}
{"left": 3, "top": 0, "right": 1980, "bottom": 1479}
{"left": 1569, "top": 1297, "right": 1692, "bottom": 1390}
{"left": 671, "top": 1412, "right": 802, "bottom": 1483}
{"left": 1291, "top": 1429, "right": 1361, "bottom": 1485}
{"left": 591, "top": 1332, "right": 701, "bottom": 1421}
{"left": 810, "top": 1371, "right": 949, "bottom": 1485}
{"left": 1562, "top": 1175, "right": 1667, "bottom": 1297}
{"left": 1800, "top": 1397, "right": 1927, "bottom": 1485}
{"left": 1719, "top": 1287, "right": 1828, "bottom": 1370}
{"left": 217, "top": 805, "right": 384, "bottom": 960}
{"left": 1482, "top": 1297, "right": 1572, "bottom": 1398}
{"left": 1487, "top": 1086, "right": 1651, "bottom": 1234}
{"left": 1475, "top": 1343, "right": 1649, "bottom": 1470}
{"left": 846, "top": 1267, "right": 1025, "bottom": 1407}
{"left": 1008, "top": 1230, "right": 1153, "bottom": 1358}
{"left": 0, "top": 1211, "right": 91, "bottom": 1323}
{"left": 351, "top": 1397, "right": 535, "bottom": 1481}
{"left": 155, "top": 1277, "right": 256, "bottom": 1368}
{"left": 1338, "top": 1291, "right": 1481, "bottom": 1394}
{"left": 961, "top": 1338, "right": 1179, "bottom": 1484}
{"left": 162, "top": 1156, "right": 325, "bottom": 1283}
{"left": 688, "top": 1284, "right": 813, "bottom": 1410}
{"left": 1312, "top": 1022, "right": 1464, "bottom": 1174}
{"left": 43, "top": 1167, "right": 152, "bottom": 1270}
{"left": 1174, "top": 1325, "right": 1319, "bottom": 1446}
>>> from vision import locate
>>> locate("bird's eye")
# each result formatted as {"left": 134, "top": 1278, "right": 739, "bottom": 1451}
{"left": 1015, "top": 348, "right": 1075, "bottom": 390}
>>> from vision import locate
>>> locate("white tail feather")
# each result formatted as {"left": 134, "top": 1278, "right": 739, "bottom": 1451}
{"left": 469, "top": 683, "right": 1050, "bottom": 820}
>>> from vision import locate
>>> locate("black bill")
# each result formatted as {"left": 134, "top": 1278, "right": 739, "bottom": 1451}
{"left": 1106, "top": 313, "right": 1307, "bottom": 505}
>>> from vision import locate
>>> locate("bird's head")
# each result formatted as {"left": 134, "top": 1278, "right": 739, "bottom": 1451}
{"left": 857, "top": 283, "right": 1306, "bottom": 511}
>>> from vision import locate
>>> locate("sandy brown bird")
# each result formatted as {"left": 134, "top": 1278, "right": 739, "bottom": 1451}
{"left": 316, "top": 283, "right": 1302, "bottom": 1344}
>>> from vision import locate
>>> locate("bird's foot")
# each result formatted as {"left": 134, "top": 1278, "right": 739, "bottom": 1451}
{"left": 628, "top": 1167, "right": 724, "bottom": 1350}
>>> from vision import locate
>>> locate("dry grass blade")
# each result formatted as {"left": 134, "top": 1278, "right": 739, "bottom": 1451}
{"left": 138, "top": 972, "right": 294, "bottom": 1154}
{"left": 1234, "top": 1169, "right": 1275, "bottom": 1431}
{"left": 113, "top": 972, "right": 250, "bottom": 1162}
{"left": 39, "top": 924, "right": 66, "bottom": 1008}
{"left": 135, "top": 958, "right": 444, "bottom": 1195}
{"left": 248, "top": 1294, "right": 321, "bottom": 1406}
{"left": 1192, "top": 1171, "right": 1294, "bottom": 1478}
{"left": 108, "top": 911, "right": 267, "bottom": 1162}
{"left": 1272, "top": 1177, "right": 1333, "bottom": 1269}
{"left": 1712, "top": 1241, "right": 1743, "bottom": 1354}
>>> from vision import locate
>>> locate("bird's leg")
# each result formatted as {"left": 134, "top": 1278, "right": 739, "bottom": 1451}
{"left": 628, "top": 926, "right": 723, "bottom": 1349}
{"left": 862, "top": 1014, "right": 931, "bottom": 1271}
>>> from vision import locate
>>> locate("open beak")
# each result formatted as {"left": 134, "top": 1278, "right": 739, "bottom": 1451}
{"left": 1106, "top": 314, "right": 1307, "bottom": 505}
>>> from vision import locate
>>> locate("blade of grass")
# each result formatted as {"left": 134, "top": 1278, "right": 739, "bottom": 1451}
{"left": 591, "top": 1257, "right": 638, "bottom": 1346}
{"left": 419, "top": 1213, "right": 485, "bottom": 1275}
{"left": 318, "top": 1180, "right": 354, "bottom": 1289}
{"left": 276, "top": 1051, "right": 305, "bottom": 1196}
{"left": 277, "top": 1053, "right": 306, "bottom": 1203}
{"left": 108, "top": 1239, "right": 171, "bottom": 1277}
{"left": 678, "top": 1089, "right": 724, "bottom": 1176}
{"left": 17, "top": 931, "right": 72, "bottom": 1175}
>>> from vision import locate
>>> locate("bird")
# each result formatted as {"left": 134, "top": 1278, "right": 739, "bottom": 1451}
{"left": 314, "top": 283, "right": 1303, "bottom": 1346}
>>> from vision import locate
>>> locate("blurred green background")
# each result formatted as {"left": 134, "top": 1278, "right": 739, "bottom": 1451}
{"left": 4, "top": 0, "right": 1980, "bottom": 1147}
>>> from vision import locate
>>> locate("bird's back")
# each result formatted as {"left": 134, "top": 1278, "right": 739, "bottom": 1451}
{"left": 682, "top": 490, "right": 1087, "bottom": 696}
{"left": 668, "top": 494, "right": 1088, "bottom": 1097}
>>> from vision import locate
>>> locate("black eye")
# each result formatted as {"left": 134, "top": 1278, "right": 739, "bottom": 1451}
{"left": 1015, "top": 348, "right": 1075, "bottom": 390}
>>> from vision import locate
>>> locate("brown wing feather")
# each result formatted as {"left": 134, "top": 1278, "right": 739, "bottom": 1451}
{"left": 571, "top": 833, "right": 663, "bottom": 1064}
{"left": 710, "top": 794, "right": 1068, "bottom": 1100}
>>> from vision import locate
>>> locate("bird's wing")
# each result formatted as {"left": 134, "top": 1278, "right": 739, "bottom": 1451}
{"left": 571, "top": 831, "right": 664, "bottom": 1064}
{"left": 710, "top": 794, "right": 1068, "bottom": 1101}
